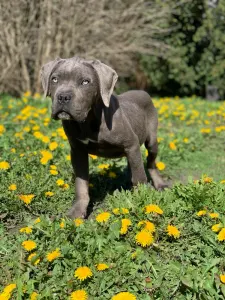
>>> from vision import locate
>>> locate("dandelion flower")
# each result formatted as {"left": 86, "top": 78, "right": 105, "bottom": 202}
{"left": 89, "top": 154, "right": 97, "bottom": 159}
{"left": 66, "top": 155, "right": 71, "bottom": 160}
{"left": 56, "top": 179, "right": 64, "bottom": 186}
{"left": 220, "top": 180, "right": 225, "bottom": 184}
{"left": 19, "top": 194, "right": 35, "bottom": 205}
{"left": 96, "top": 263, "right": 109, "bottom": 271}
{"left": 70, "top": 290, "right": 88, "bottom": 300}
{"left": 3, "top": 283, "right": 16, "bottom": 295}
{"left": 98, "top": 164, "right": 110, "bottom": 170}
{"left": 203, "top": 177, "right": 213, "bottom": 183}
{"left": 60, "top": 219, "right": 65, "bottom": 228}
{"left": 169, "top": 142, "right": 177, "bottom": 150}
{"left": 108, "top": 171, "right": 117, "bottom": 178}
{"left": 196, "top": 210, "right": 207, "bottom": 216}
{"left": 218, "top": 228, "right": 225, "bottom": 242}
{"left": 30, "top": 291, "right": 38, "bottom": 300}
{"left": 96, "top": 212, "right": 111, "bottom": 223}
{"left": 46, "top": 248, "right": 61, "bottom": 262}
{"left": 20, "top": 226, "right": 32, "bottom": 234}
{"left": 74, "top": 218, "right": 84, "bottom": 227}
{"left": 113, "top": 208, "right": 120, "bottom": 215}
{"left": 211, "top": 223, "right": 222, "bottom": 232}
{"left": 220, "top": 274, "right": 225, "bottom": 284}
{"left": 49, "top": 142, "right": 58, "bottom": 151}
{"left": 8, "top": 184, "right": 17, "bottom": 191}
{"left": 120, "top": 219, "right": 132, "bottom": 235}
{"left": 145, "top": 204, "right": 163, "bottom": 215}
{"left": 156, "top": 161, "right": 165, "bottom": 171}
{"left": 138, "top": 221, "right": 155, "bottom": 233}
{"left": 74, "top": 266, "right": 93, "bottom": 281}
{"left": 167, "top": 225, "right": 180, "bottom": 238}
{"left": 135, "top": 230, "right": 154, "bottom": 247}
{"left": 22, "top": 240, "right": 36, "bottom": 251}
{"left": 34, "top": 217, "right": 41, "bottom": 224}
{"left": 50, "top": 169, "right": 58, "bottom": 175}
{"left": 121, "top": 208, "right": 129, "bottom": 214}
{"left": 0, "top": 124, "right": 6, "bottom": 136}
{"left": 45, "top": 191, "right": 54, "bottom": 197}
{"left": 209, "top": 212, "right": 219, "bottom": 219}
{"left": 111, "top": 291, "right": 136, "bottom": 300}
{"left": 0, "top": 161, "right": 10, "bottom": 170}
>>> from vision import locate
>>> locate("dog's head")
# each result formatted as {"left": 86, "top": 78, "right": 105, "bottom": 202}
{"left": 41, "top": 57, "right": 118, "bottom": 122}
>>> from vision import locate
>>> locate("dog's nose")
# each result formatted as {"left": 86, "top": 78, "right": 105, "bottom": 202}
{"left": 57, "top": 93, "right": 72, "bottom": 104}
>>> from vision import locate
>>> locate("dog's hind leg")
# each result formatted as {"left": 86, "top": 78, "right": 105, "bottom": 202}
{"left": 145, "top": 127, "right": 168, "bottom": 190}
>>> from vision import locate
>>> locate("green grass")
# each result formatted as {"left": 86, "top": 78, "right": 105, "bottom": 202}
{"left": 0, "top": 94, "right": 225, "bottom": 299}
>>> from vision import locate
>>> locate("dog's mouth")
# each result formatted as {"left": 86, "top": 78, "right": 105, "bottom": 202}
{"left": 56, "top": 111, "right": 73, "bottom": 120}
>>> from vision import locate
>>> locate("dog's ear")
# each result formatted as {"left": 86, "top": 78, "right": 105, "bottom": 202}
{"left": 40, "top": 57, "right": 61, "bottom": 97}
{"left": 90, "top": 60, "right": 118, "bottom": 107}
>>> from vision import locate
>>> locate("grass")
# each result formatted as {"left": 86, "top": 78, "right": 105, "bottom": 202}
{"left": 0, "top": 93, "right": 225, "bottom": 299}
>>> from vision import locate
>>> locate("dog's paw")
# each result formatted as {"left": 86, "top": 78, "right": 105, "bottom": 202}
{"left": 66, "top": 202, "right": 87, "bottom": 219}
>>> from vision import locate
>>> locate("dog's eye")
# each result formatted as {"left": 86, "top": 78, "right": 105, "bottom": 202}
{"left": 81, "top": 79, "right": 90, "bottom": 85}
{"left": 52, "top": 77, "right": 58, "bottom": 83}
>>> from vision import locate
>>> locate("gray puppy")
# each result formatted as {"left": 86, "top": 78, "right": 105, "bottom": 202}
{"left": 41, "top": 56, "right": 167, "bottom": 218}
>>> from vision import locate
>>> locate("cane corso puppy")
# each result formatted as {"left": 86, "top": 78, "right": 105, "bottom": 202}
{"left": 41, "top": 57, "right": 167, "bottom": 218}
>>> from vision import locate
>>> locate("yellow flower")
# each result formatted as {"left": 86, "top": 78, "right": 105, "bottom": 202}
{"left": 3, "top": 284, "right": 16, "bottom": 295}
{"left": 8, "top": 184, "right": 17, "bottom": 191}
{"left": 167, "top": 225, "right": 180, "bottom": 238}
{"left": 98, "top": 164, "right": 110, "bottom": 170}
{"left": 138, "top": 221, "right": 155, "bottom": 233}
{"left": 22, "top": 240, "right": 36, "bottom": 251}
{"left": 74, "top": 218, "right": 84, "bottom": 227}
{"left": 203, "top": 177, "right": 213, "bottom": 183}
{"left": 135, "top": 230, "right": 154, "bottom": 247}
{"left": 96, "top": 212, "right": 111, "bottom": 223}
{"left": 200, "top": 128, "right": 211, "bottom": 134}
{"left": 62, "top": 183, "right": 69, "bottom": 189}
{"left": 183, "top": 138, "right": 189, "bottom": 143}
{"left": 112, "top": 208, "right": 120, "bottom": 215}
{"left": 60, "top": 219, "right": 65, "bottom": 228}
{"left": 156, "top": 161, "right": 165, "bottom": 171}
{"left": 220, "top": 274, "right": 225, "bottom": 284}
{"left": 74, "top": 266, "right": 93, "bottom": 281}
{"left": 34, "top": 217, "right": 41, "bottom": 224}
{"left": 30, "top": 291, "right": 38, "bottom": 300}
{"left": 0, "top": 161, "right": 10, "bottom": 170}
{"left": 111, "top": 292, "right": 136, "bottom": 300}
{"left": 108, "top": 171, "right": 117, "bottom": 178}
{"left": 211, "top": 223, "right": 222, "bottom": 232}
{"left": 0, "top": 124, "right": 6, "bottom": 136}
{"left": 11, "top": 148, "right": 16, "bottom": 153}
{"left": 218, "top": 228, "right": 225, "bottom": 241}
{"left": 19, "top": 194, "right": 35, "bottom": 205}
{"left": 23, "top": 91, "right": 31, "bottom": 97}
{"left": 121, "top": 208, "right": 129, "bottom": 214}
{"left": 49, "top": 142, "right": 58, "bottom": 151}
{"left": 45, "top": 191, "right": 54, "bottom": 197}
{"left": 66, "top": 154, "right": 71, "bottom": 161}
{"left": 46, "top": 248, "right": 61, "bottom": 262}
{"left": 131, "top": 252, "right": 137, "bottom": 259}
{"left": 120, "top": 219, "right": 132, "bottom": 235}
{"left": 56, "top": 179, "right": 64, "bottom": 186}
{"left": 50, "top": 169, "right": 58, "bottom": 175}
{"left": 96, "top": 263, "right": 109, "bottom": 271}
{"left": 70, "top": 290, "right": 88, "bottom": 300}
{"left": 196, "top": 210, "right": 207, "bottom": 216}
{"left": 40, "top": 150, "right": 53, "bottom": 164}
{"left": 50, "top": 165, "right": 57, "bottom": 170}
{"left": 145, "top": 204, "right": 163, "bottom": 215}
{"left": 20, "top": 226, "right": 32, "bottom": 234}
{"left": 89, "top": 154, "right": 97, "bottom": 159}
{"left": 41, "top": 136, "right": 50, "bottom": 143}
{"left": 169, "top": 142, "right": 177, "bottom": 150}
{"left": 27, "top": 252, "right": 40, "bottom": 265}
{"left": 209, "top": 212, "right": 219, "bottom": 219}
{"left": 221, "top": 180, "right": 225, "bottom": 184}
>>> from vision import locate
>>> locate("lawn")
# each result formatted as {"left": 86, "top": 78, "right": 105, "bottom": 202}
{"left": 0, "top": 93, "right": 225, "bottom": 299}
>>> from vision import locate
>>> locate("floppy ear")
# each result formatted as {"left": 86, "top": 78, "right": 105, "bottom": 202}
{"left": 40, "top": 57, "right": 61, "bottom": 97}
{"left": 90, "top": 60, "right": 118, "bottom": 107}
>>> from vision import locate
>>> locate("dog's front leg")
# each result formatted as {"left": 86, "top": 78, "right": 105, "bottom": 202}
{"left": 67, "top": 142, "right": 89, "bottom": 219}
{"left": 125, "top": 142, "right": 147, "bottom": 186}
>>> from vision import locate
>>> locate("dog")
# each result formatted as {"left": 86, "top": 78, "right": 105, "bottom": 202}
{"left": 41, "top": 56, "right": 168, "bottom": 218}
